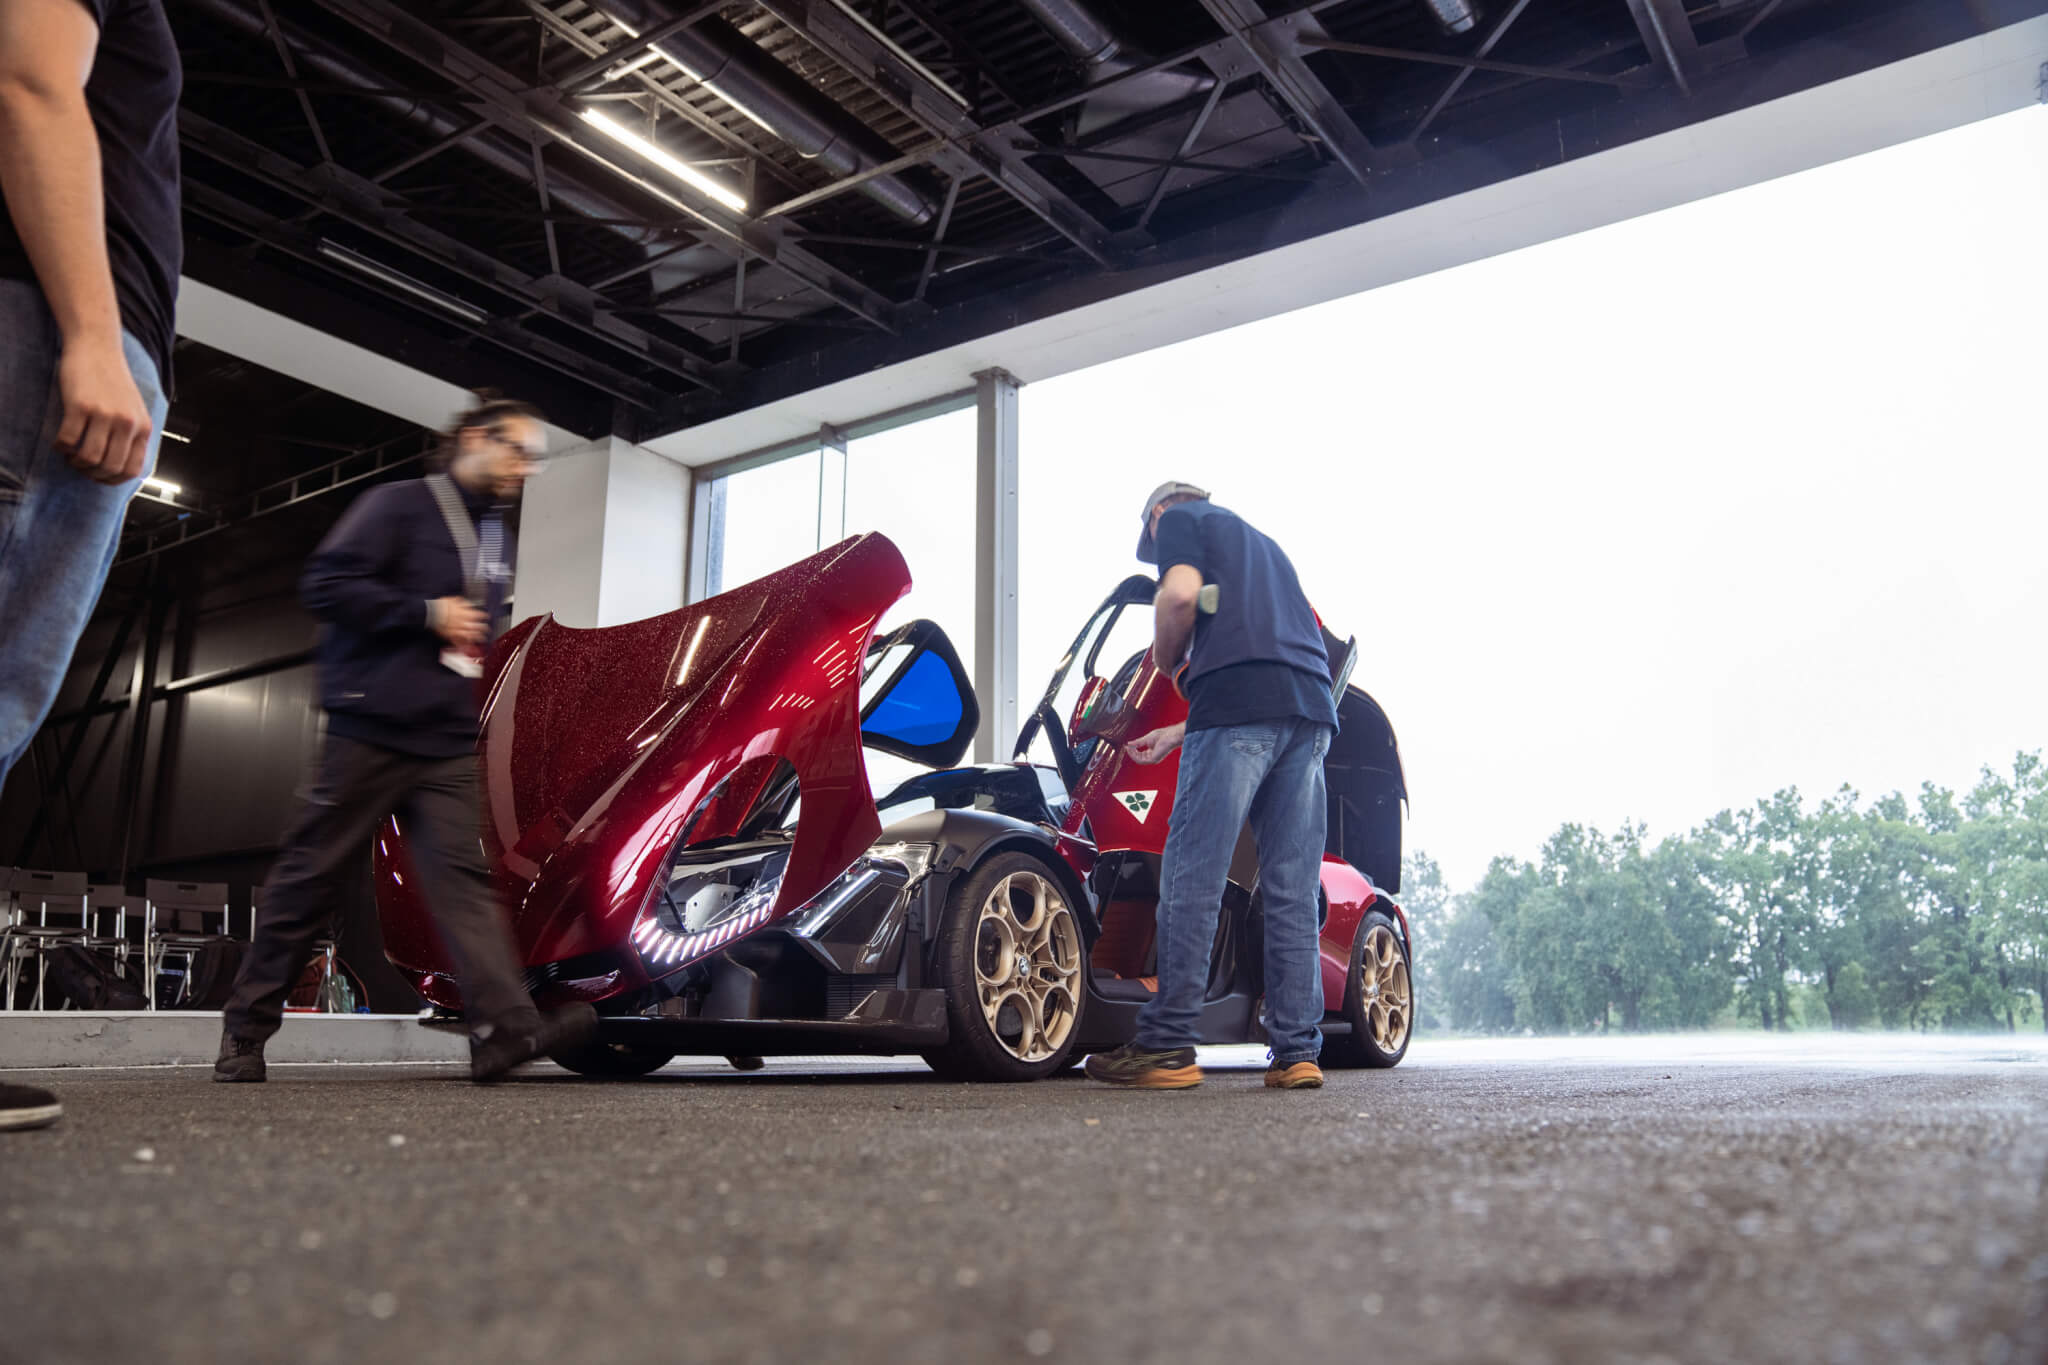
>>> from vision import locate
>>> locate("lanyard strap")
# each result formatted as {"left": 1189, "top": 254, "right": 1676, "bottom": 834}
{"left": 426, "top": 473, "right": 486, "bottom": 603}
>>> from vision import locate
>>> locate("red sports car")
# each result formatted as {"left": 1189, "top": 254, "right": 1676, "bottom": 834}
{"left": 374, "top": 534, "right": 1412, "bottom": 1079}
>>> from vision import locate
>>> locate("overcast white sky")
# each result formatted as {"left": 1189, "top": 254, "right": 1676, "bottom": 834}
{"left": 1005, "top": 105, "right": 2048, "bottom": 890}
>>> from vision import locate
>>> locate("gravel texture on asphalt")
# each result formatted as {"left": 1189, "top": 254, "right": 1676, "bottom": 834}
{"left": 2, "top": 1041, "right": 2044, "bottom": 1365}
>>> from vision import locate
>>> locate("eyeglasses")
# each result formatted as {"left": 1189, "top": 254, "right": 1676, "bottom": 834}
{"left": 484, "top": 429, "right": 548, "bottom": 467}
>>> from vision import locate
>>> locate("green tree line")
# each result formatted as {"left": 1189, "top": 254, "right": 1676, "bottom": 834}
{"left": 1404, "top": 753, "right": 2048, "bottom": 1034}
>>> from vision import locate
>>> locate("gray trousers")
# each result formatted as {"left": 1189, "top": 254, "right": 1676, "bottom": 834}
{"left": 223, "top": 735, "right": 538, "bottom": 1042}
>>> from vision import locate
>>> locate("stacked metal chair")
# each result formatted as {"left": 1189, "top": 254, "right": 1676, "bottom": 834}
{"left": 142, "top": 879, "right": 236, "bottom": 1009}
{"left": 85, "top": 883, "right": 140, "bottom": 971}
{"left": 1, "top": 868, "right": 93, "bottom": 1010}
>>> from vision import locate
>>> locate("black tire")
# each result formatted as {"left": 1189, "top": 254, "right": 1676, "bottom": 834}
{"left": 921, "top": 850, "right": 1089, "bottom": 1082}
{"left": 1321, "top": 910, "right": 1413, "bottom": 1069}
{"left": 548, "top": 1039, "right": 676, "bottom": 1077}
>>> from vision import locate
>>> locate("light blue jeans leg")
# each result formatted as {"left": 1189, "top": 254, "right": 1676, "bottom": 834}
{"left": 0, "top": 278, "right": 165, "bottom": 786}
{"left": 1132, "top": 723, "right": 1278, "bottom": 1052}
{"left": 1247, "top": 720, "right": 1333, "bottom": 1064}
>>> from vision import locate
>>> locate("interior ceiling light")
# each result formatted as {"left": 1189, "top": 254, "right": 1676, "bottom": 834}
{"left": 161, "top": 429, "right": 192, "bottom": 444}
{"left": 604, "top": 48, "right": 666, "bottom": 81}
{"left": 1421, "top": 0, "right": 1481, "bottom": 34}
{"left": 143, "top": 477, "right": 181, "bottom": 498}
{"left": 316, "top": 240, "right": 488, "bottom": 325}
{"left": 577, "top": 107, "right": 749, "bottom": 214}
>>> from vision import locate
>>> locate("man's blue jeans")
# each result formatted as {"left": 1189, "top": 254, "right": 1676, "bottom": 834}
{"left": 0, "top": 278, "right": 165, "bottom": 786}
{"left": 1133, "top": 717, "right": 1334, "bottom": 1064}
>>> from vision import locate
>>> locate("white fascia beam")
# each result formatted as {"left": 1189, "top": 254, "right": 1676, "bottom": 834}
{"left": 644, "top": 15, "right": 2048, "bottom": 467}
{"left": 174, "top": 278, "right": 586, "bottom": 453}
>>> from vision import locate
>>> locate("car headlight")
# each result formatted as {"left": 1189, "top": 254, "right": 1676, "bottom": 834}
{"left": 633, "top": 840, "right": 940, "bottom": 975}
{"left": 633, "top": 842, "right": 788, "bottom": 972}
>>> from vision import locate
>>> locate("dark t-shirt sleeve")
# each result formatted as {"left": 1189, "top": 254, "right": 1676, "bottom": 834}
{"left": 1154, "top": 505, "right": 1204, "bottom": 576}
{"left": 0, "top": 0, "right": 182, "bottom": 389}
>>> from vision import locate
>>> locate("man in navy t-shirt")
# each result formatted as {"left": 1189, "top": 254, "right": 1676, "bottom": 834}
{"left": 1085, "top": 482, "right": 1336, "bottom": 1090}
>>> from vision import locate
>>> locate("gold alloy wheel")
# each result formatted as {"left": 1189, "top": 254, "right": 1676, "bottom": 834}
{"left": 971, "top": 871, "right": 1082, "bottom": 1062}
{"left": 1360, "top": 923, "right": 1413, "bottom": 1054}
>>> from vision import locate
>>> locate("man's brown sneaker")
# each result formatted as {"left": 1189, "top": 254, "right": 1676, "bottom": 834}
{"left": 1083, "top": 1043, "right": 1202, "bottom": 1089}
{"left": 1264, "top": 1060, "right": 1324, "bottom": 1089}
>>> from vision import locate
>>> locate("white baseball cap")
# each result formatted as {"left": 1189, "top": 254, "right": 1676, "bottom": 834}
{"left": 1135, "top": 480, "right": 1210, "bottom": 562}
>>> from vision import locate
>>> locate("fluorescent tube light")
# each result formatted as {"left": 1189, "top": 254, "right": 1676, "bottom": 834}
{"left": 577, "top": 107, "right": 749, "bottom": 214}
{"left": 161, "top": 430, "right": 191, "bottom": 444}
{"left": 606, "top": 49, "right": 665, "bottom": 80}
{"left": 143, "top": 477, "right": 181, "bottom": 497}
{"left": 316, "top": 240, "right": 489, "bottom": 325}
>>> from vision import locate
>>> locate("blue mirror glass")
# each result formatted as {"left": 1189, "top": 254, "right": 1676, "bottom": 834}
{"left": 863, "top": 650, "right": 964, "bottom": 748}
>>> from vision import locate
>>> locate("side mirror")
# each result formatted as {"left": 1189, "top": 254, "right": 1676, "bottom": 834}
{"left": 860, "top": 620, "right": 980, "bottom": 769}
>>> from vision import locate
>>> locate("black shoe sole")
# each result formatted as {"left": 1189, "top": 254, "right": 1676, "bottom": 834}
{"left": 0, "top": 1102, "right": 63, "bottom": 1130}
{"left": 472, "top": 1004, "right": 599, "bottom": 1084}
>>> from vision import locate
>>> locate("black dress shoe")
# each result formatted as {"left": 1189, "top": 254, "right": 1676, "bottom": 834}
{"left": 213, "top": 1032, "right": 267, "bottom": 1083}
{"left": 470, "top": 1003, "right": 598, "bottom": 1084}
{"left": 0, "top": 1083, "right": 62, "bottom": 1131}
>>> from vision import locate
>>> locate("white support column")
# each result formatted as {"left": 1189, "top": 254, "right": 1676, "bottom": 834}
{"left": 687, "top": 472, "right": 724, "bottom": 603}
{"left": 817, "top": 423, "right": 848, "bottom": 549}
{"left": 972, "top": 368, "right": 1021, "bottom": 763}
{"left": 516, "top": 436, "right": 693, "bottom": 628}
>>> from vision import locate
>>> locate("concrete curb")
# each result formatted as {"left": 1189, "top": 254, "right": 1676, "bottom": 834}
{"left": 0, "top": 1012, "right": 470, "bottom": 1069}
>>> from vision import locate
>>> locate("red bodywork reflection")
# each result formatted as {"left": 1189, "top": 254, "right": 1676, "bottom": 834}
{"left": 375, "top": 535, "right": 910, "bottom": 1005}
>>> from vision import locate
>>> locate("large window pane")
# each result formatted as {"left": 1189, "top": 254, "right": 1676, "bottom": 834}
{"left": 844, "top": 407, "right": 977, "bottom": 794}
{"left": 842, "top": 406, "right": 976, "bottom": 657}
{"left": 711, "top": 448, "right": 825, "bottom": 593}
{"left": 703, "top": 404, "right": 979, "bottom": 796}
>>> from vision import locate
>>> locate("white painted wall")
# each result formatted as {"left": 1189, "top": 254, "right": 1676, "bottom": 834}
{"left": 595, "top": 439, "right": 691, "bottom": 627}
{"left": 512, "top": 437, "right": 611, "bottom": 628}
{"left": 514, "top": 436, "right": 692, "bottom": 629}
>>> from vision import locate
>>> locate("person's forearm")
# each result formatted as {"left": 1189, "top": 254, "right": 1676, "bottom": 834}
{"left": 1152, "top": 597, "right": 1196, "bottom": 672}
{"left": 0, "top": 82, "right": 122, "bottom": 347}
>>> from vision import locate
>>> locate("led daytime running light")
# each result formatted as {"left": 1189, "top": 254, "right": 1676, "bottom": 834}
{"left": 632, "top": 841, "right": 938, "bottom": 975}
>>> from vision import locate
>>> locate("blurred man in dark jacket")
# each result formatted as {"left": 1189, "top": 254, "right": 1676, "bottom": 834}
{"left": 214, "top": 392, "right": 594, "bottom": 1085}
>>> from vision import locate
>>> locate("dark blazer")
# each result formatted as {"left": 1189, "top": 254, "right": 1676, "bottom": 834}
{"left": 301, "top": 478, "right": 514, "bottom": 759}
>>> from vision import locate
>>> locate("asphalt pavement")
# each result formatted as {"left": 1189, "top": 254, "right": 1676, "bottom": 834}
{"left": 3, "top": 1035, "right": 2044, "bottom": 1365}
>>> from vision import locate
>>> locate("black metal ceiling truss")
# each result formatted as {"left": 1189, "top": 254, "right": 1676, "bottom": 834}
{"left": 115, "top": 428, "right": 438, "bottom": 567}
{"left": 1197, "top": 0, "right": 1385, "bottom": 186}
{"left": 169, "top": 0, "right": 2048, "bottom": 438}
{"left": 1623, "top": 0, "right": 1707, "bottom": 95}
